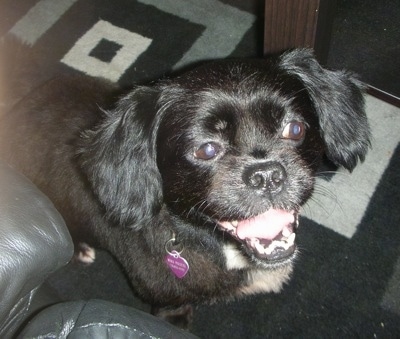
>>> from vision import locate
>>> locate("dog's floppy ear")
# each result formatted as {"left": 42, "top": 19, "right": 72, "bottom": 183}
{"left": 79, "top": 86, "right": 163, "bottom": 228}
{"left": 279, "top": 49, "right": 371, "bottom": 171}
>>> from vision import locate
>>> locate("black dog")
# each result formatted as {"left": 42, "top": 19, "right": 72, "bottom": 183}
{"left": 0, "top": 49, "right": 370, "bottom": 324}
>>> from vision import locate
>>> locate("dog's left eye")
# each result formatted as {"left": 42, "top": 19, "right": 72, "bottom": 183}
{"left": 281, "top": 121, "right": 305, "bottom": 140}
{"left": 194, "top": 142, "right": 220, "bottom": 160}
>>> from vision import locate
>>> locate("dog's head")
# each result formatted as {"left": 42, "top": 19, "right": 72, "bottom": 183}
{"left": 82, "top": 49, "right": 370, "bottom": 267}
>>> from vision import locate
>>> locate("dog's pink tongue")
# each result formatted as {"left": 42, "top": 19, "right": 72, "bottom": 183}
{"left": 236, "top": 209, "right": 294, "bottom": 240}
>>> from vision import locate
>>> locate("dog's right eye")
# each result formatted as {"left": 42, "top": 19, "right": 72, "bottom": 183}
{"left": 194, "top": 142, "right": 220, "bottom": 160}
{"left": 281, "top": 121, "right": 305, "bottom": 141}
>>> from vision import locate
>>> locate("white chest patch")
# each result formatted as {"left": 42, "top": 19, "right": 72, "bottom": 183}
{"left": 223, "top": 244, "right": 293, "bottom": 295}
{"left": 239, "top": 266, "right": 293, "bottom": 295}
{"left": 223, "top": 243, "right": 249, "bottom": 270}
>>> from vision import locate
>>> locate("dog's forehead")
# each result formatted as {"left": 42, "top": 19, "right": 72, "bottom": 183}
{"left": 159, "top": 59, "right": 315, "bottom": 143}
{"left": 174, "top": 59, "right": 276, "bottom": 87}
{"left": 191, "top": 86, "right": 301, "bottom": 137}
{"left": 171, "top": 59, "right": 310, "bottom": 120}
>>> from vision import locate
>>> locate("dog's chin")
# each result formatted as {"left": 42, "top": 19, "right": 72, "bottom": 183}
{"left": 218, "top": 209, "right": 299, "bottom": 267}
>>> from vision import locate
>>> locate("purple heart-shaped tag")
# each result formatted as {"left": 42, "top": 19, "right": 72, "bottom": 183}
{"left": 165, "top": 250, "right": 190, "bottom": 279}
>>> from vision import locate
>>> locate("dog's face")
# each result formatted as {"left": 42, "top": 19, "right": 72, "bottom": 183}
{"left": 156, "top": 63, "right": 325, "bottom": 265}
{"left": 82, "top": 49, "right": 370, "bottom": 267}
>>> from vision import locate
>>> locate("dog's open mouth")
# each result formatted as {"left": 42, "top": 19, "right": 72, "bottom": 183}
{"left": 218, "top": 209, "right": 298, "bottom": 262}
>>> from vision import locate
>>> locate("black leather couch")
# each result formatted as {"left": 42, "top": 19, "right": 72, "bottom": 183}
{"left": 0, "top": 161, "right": 196, "bottom": 338}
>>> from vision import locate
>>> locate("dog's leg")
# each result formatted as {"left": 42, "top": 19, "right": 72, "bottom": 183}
{"left": 74, "top": 242, "right": 96, "bottom": 264}
{"left": 151, "top": 304, "right": 193, "bottom": 330}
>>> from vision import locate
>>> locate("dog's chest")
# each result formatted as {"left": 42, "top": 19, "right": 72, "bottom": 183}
{"left": 223, "top": 244, "right": 292, "bottom": 296}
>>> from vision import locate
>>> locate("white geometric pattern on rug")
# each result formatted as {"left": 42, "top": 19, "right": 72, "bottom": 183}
{"left": 8, "top": 0, "right": 78, "bottom": 45}
{"left": 61, "top": 20, "right": 152, "bottom": 82}
{"left": 303, "top": 95, "right": 400, "bottom": 238}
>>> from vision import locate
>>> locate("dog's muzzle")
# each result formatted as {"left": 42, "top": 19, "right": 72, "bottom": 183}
{"left": 218, "top": 209, "right": 298, "bottom": 262}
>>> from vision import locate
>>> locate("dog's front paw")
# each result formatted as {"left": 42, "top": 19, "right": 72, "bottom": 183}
{"left": 75, "top": 242, "right": 96, "bottom": 264}
{"left": 151, "top": 304, "right": 193, "bottom": 330}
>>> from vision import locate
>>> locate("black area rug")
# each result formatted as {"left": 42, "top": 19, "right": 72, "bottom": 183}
{"left": 327, "top": 0, "right": 400, "bottom": 100}
{"left": 1, "top": 1, "right": 400, "bottom": 338}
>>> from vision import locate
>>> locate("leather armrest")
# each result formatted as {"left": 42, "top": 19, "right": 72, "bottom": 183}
{"left": 19, "top": 300, "right": 198, "bottom": 338}
{"left": 0, "top": 161, "right": 74, "bottom": 337}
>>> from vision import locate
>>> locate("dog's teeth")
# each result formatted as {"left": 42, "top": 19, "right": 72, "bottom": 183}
{"left": 255, "top": 241, "right": 266, "bottom": 254}
{"left": 287, "top": 233, "right": 296, "bottom": 246}
{"left": 263, "top": 234, "right": 296, "bottom": 255}
{"left": 282, "top": 227, "right": 292, "bottom": 238}
{"left": 231, "top": 220, "right": 238, "bottom": 227}
{"left": 274, "top": 240, "right": 285, "bottom": 249}
{"left": 248, "top": 232, "right": 296, "bottom": 256}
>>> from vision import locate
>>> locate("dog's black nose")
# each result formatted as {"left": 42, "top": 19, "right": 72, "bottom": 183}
{"left": 243, "top": 162, "right": 286, "bottom": 194}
